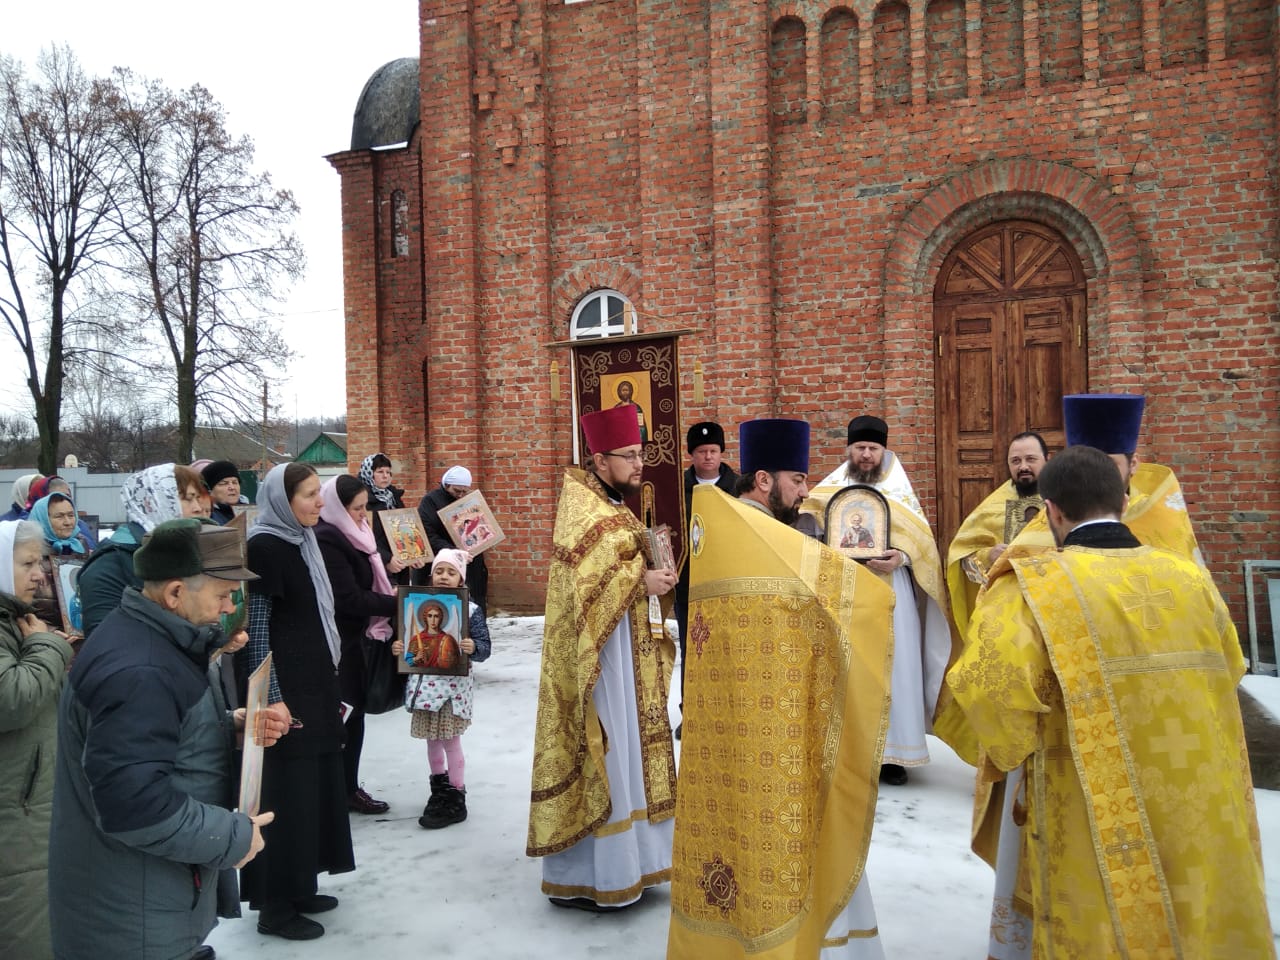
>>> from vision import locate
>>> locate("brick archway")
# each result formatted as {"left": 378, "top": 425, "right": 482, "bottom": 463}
{"left": 880, "top": 159, "right": 1145, "bottom": 514}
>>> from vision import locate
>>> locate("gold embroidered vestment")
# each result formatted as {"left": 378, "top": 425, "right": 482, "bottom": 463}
{"left": 526, "top": 468, "right": 676, "bottom": 858}
{"left": 668, "top": 486, "right": 894, "bottom": 959}
{"left": 948, "top": 546, "right": 1273, "bottom": 959}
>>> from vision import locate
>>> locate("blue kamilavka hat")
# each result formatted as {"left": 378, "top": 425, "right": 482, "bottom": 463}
{"left": 1063, "top": 393, "right": 1146, "bottom": 454}
{"left": 738, "top": 419, "right": 810, "bottom": 475}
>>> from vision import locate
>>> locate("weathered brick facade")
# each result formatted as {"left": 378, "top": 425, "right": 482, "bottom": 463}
{"left": 329, "top": 0, "right": 1279, "bottom": 624}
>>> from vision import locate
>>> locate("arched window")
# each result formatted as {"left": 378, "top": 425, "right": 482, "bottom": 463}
{"left": 570, "top": 289, "right": 631, "bottom": 340}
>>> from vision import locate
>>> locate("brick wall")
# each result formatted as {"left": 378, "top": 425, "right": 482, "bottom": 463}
{"left": 334, "top": 0, "right": 1279, "bottom": 627}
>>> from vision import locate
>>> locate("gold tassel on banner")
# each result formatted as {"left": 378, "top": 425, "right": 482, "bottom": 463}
{"left": 693, "top": 360, "right": 705, "bottom": 404}
{"left": 549, "top": 359, "right": 561, "bottom": 401}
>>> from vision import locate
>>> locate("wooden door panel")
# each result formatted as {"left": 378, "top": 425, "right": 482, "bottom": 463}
{"left": 935, "top": 221, "right": 1088, "bottom": 547}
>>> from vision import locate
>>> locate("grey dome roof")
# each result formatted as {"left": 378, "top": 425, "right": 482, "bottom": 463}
{"left": 350, "top": 58, "right": 420, "bottom": 151}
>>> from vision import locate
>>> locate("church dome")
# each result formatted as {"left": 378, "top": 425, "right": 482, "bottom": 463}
{"left": 350, "top": 57, "right": 420, "bottom": 150}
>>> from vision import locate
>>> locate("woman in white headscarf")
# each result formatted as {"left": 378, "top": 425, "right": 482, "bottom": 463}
{"left": 78, "top": 464, "right": 206, "bottom": 638}
{"left": 1, "top": 474, "right": 41, "bottom": 522}
{"left": 236, "top": 463, "right": 354, "bottom": 942}
{"left": 0, "top": 519, "right": 74, "bottom": 959}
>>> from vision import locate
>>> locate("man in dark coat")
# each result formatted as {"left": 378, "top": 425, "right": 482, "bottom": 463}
{"left": 49, "top": 521, "right": 289, "bottom": 960}
{"left": 418, "top": 465, "right": 489, "bottom": 611}
{"left": 673, "top": 422, "right": 739, "bottom": 738}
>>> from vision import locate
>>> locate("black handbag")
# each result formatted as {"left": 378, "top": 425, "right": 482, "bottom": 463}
{"left": 362, "top": 636, "right": 407, "bottom": 714}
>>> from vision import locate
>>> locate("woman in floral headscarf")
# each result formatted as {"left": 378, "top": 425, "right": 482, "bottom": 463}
{"left": 78, "top": 464, "right": 206, "bottom": 638}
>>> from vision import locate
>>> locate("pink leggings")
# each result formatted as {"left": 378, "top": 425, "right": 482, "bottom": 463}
{"left": 428, "top": 736, "right": 465, "bottom": 789}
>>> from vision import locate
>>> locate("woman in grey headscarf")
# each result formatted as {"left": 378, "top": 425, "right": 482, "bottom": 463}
{"left": 0, "top": 519, "right": 74, "bottom": 958}
{"left": 236, "top": 463, "right": 354, "bottom": 941}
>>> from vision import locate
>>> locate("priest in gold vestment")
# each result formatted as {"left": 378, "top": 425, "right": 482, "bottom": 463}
{"left": 950, "top": 394, "right": 1217, "bottom": 959}
{"left": 944, "top": 432, "right": 1048, "bottom": 643}
{"left": 527, "top": 405, "right": 679, "bottom": 910}
{"left": 803, "top": 415, "right": 956, "bottom": 786}
{"left": 669, "top": 419, "right": 896, "bottom": 959}
{"left": 948, "top": 445, "right": 1274, "bottom": 959}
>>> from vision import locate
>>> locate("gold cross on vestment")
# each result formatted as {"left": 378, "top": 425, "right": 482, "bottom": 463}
{"left": 1104, "top": 825, "right": 1144, "bottom": 867}
{"left": 1148, "top": 716, "right": 1202, "bottom": 769}
{"left": 1117, "top": 574, "right": 1176, "bottom": 629}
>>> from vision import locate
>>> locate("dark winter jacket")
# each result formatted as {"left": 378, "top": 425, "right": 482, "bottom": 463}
{"left": 49, "top": 588, "right": 251, "bottom": 960}
{"left": 78, "top": 521, "right": 145, "bottom": 637}
{"left": 0, "top": 592, "right": 72, "bottom": 959}
{"left": 419, "top": 485, "right": 489, "bottom": 611}
{"left": 314, "top": 520, "right": 398, "bottom": 646}
{"left": 315, "top": 520, "right": 400, "bottom": 711}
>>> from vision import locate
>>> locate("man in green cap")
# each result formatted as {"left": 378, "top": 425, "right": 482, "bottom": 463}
{"left": 49, "top": 520, "right": 292, "bottom": 960}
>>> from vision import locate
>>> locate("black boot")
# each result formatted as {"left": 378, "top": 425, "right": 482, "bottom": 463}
{"left": 419, "top": 773, "right": 450, "bottom": 821}
{"left": 419, "top": 782, "right": 467, "bottom": 829}
{"left": 419, "top": 773, "right": 449, "bottom": 818}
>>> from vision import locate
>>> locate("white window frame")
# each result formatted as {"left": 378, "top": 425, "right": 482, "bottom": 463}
{"left": 569, "top": 289, "right": 632, "bottom": 341}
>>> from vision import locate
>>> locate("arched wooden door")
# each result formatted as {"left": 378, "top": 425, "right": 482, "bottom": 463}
{"left": 934, "top": 220, "right": 1088, "bottom": 547}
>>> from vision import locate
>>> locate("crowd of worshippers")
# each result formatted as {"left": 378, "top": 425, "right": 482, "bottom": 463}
{"left": 1, "top": 454, "right": 492, "bottom": 956}
{"left": 2, "top": 393, "right": 1272, "bottom": 960}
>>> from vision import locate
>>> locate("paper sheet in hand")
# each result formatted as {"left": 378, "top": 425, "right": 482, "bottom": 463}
{"left": 238, "top": 652, "right": 272, "bottom": 816}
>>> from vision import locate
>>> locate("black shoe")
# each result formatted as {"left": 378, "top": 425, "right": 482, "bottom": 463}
{"left": 348, "top": 787, "right": 390, "bottom": 815}
{"left": 419, "top": 783, "right": 467, "bottom": 829}
{"left": 192, "top": 947, "right": 216, "bottom": 960}
{"left": 879, "top": 763, "right": 909, "bottom": 786}
{"left": 293, "top": 894, "right": 339, "bottom": 914}
{"left": 674, "top": 722, "right": 682, "bottom": 741}
{"left": 549, "top": 896, "right": 626, "bottom": 913}
{"left": 257, "top": 909, "right": 325, "bottom": 940}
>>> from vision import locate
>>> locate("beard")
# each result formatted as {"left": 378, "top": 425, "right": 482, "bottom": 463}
{"left": 1013, "top": 475, "right": 1038, "bottom": 497}
{"left": 767, "top": 484, "right": 801, "bottom": 525}
{"left": 614, "top": 474, "right": 643, "bottom": 498}
{"left": 847, "top": 459, "right": 883, "bottom": 485}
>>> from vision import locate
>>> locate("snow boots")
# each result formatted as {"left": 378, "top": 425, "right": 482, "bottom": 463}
{"left": 419, "top": 773, "right": 467, "bottom": 829}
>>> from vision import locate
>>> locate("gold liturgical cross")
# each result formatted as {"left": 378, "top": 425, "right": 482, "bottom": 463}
{"left": 1117, "top": 574, "right": 1176, "bottom": 629}
{"left": 1149, "top": 716, "right": 1202, "bottom": 769}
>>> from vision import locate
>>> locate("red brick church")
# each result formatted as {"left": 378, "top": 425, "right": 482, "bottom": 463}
{"left": 328, "top": 0, "right": 1278, "bottom": 625}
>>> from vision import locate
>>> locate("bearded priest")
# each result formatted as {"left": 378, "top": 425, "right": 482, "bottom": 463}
{"left": 527, "top": 404, "right": 679, "bottom": 912}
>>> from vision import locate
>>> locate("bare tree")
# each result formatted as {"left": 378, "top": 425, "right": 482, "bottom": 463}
{"left": 62, "top": 331, "right": 165, "bottom": 470}
{"left": 0, "top": 48, "right": 125, "bottom": 473}
{"left": 0, "top": 411, "right": 36, "bottom": 466}
{"left": 106, "top": 72, "right": 302, "bottom": 462}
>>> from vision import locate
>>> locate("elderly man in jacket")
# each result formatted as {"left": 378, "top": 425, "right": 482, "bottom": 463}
{"left": 49, "top": 520, "right": 289, "bottom": 960}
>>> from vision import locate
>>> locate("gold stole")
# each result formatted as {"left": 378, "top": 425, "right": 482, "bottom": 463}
{"left": 960, "top": 461, "right": 1205, "bottom": 818}
{"left": 944, "top": 480, "right": 1019, "bottom": 640}
{"left": 668, "top": 487, "right": 894, "bottom": 959}
{"left": 526, "top": 468, "right": 677, "bottom": 857}
{"left": 1014, "top": 552, "right": 1178, "bottom": 954}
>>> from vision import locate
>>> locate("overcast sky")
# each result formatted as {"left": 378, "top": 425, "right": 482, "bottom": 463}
{"left": 2, "top": 0, "right": 421, "bottom": 423}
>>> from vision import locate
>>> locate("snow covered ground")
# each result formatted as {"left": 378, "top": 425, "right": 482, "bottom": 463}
{"left": 208, "top": 616, "right": 1280, "bottom": 958}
